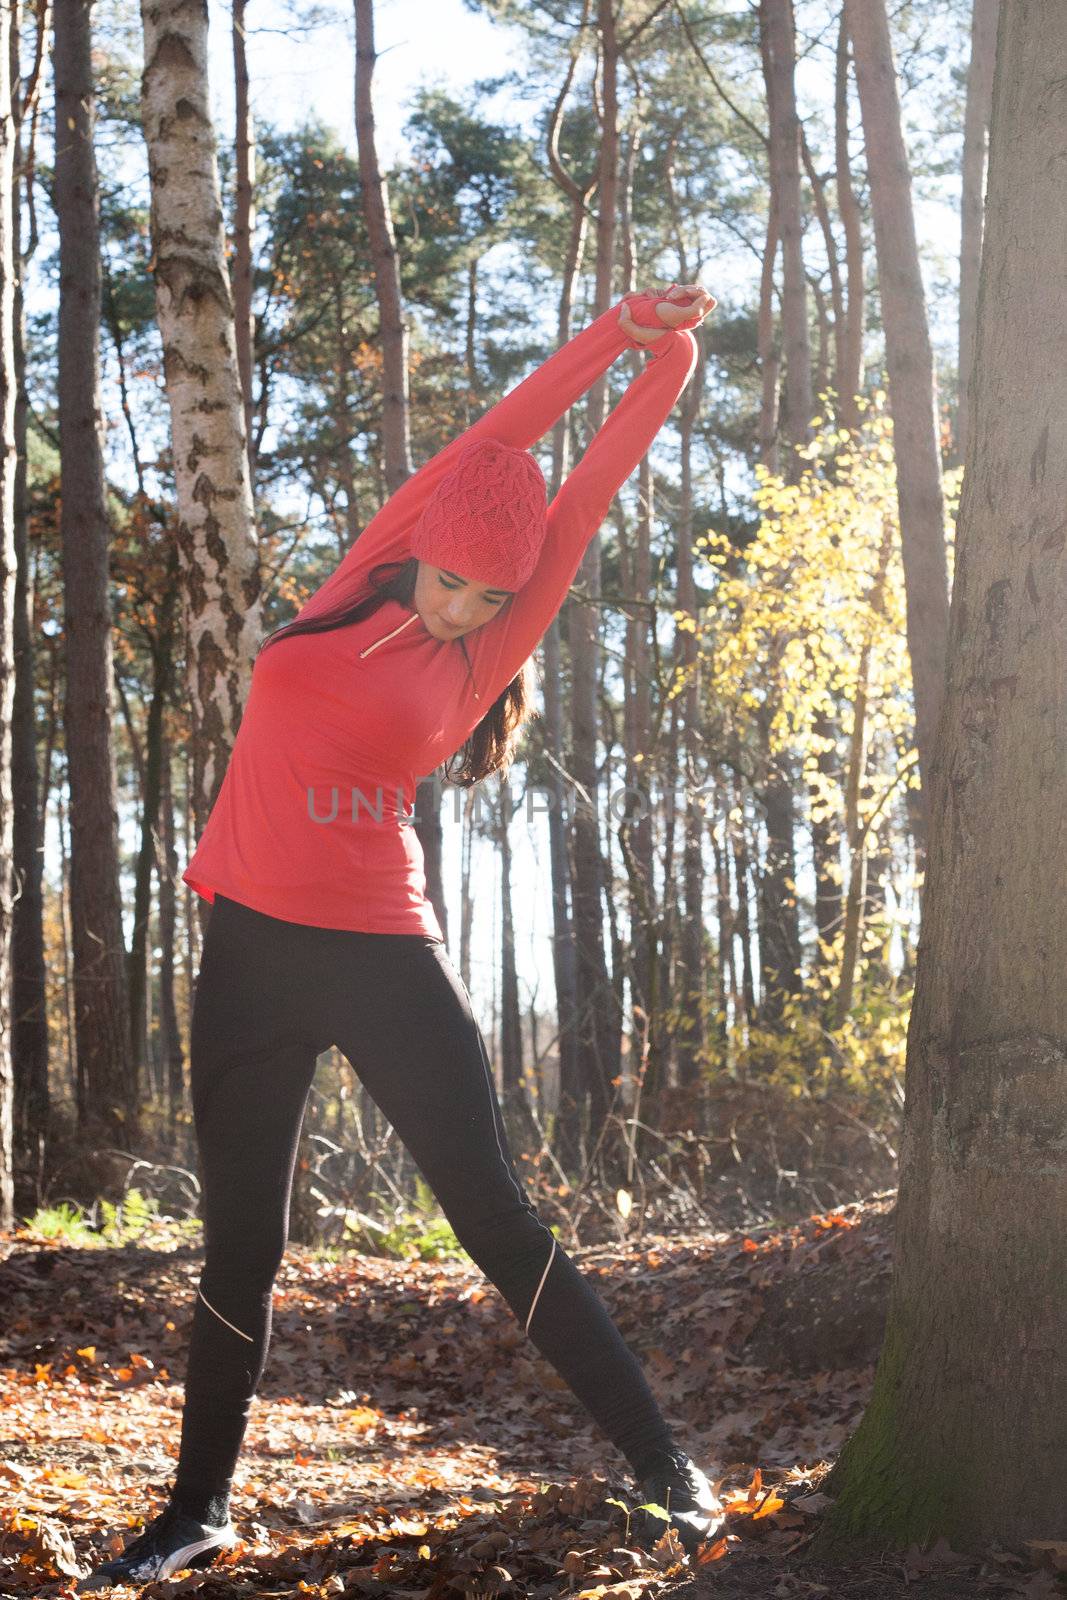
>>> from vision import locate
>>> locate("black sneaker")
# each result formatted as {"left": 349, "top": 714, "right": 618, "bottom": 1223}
{"left": 625, "top": 1444, "right": 726, "bottom": 1556}
{"left": 77, "top": 1499, "right": 237, "bottom": 1592}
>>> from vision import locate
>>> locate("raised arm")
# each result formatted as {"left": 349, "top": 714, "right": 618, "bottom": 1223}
{"left": 292, "top": 295, "right": 684, "bottom": 625}
{"left": 468, "top": 310, "right": 704, "bottom": 698}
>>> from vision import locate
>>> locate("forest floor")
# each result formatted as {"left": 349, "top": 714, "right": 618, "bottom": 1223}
{"left": 1, "top": 1193, "right": 1062, "bottom": 1600}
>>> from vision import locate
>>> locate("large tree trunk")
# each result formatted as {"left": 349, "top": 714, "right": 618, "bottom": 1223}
{"left": 956, "top": 0, "right": 999, "bottom": 464}
{"left": 140, "top": 0, "right": 260, "bottom": 848}
{"left": 10, "top": 0, "right": 49, "bottom": 1164}
{"left": 817, "top": 4, "right": 1067, "bottom": 1552}
{"left": 844, "top": 0, "right": 949, "bottom": 848}
{"left": 0, "top": 0, "right": 18, "bottom": 1225}
{"left": 56, "top": 0, "right": 135, "bottom": 1138}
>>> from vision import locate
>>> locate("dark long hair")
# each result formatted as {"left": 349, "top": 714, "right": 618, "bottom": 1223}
{"left": 258, "top": 555, "right": 536, "bottom": 786}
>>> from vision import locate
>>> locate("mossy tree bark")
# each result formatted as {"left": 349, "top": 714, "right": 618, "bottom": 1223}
{"left": 814, "top": 3, "right": 1067, "bottom": 1556}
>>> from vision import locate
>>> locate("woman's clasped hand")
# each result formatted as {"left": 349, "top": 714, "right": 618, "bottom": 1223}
{"left": 617, "top": 281, "right": 718, "bottom": 345}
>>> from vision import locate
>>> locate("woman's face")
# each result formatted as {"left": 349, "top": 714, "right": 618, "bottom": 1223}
{"left": 413, "top": 560, "right": 513, "bottom": 641}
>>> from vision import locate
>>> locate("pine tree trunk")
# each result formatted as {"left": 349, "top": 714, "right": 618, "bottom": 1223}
{"left": 231, "top": 0, "right": 255, "bottom": 486}
{"left": 675, "top": 359, "right": 708, "bottom": 1089}
{"left": 543, "top": 55, "right": 593, "bottom": 1167}
{"left": 127, "top": 610, "right": 175, "bottom": 1086}
{"left": 756, "top": 743, "right": 802, "bottom": 1025}
{"left": 157, "top": 723, "right": 184, "bottom": 1129}
{"left": 759, "top": 0, "right": 807, "bottom": 1022}
{"left": 757, "top": 203, "right": 780, "bottom": 472}
{"left": 844, "top": 0, "right": 949, "bottom": 845}
{"left": 498, "top": 779, "right": 524, "bottom": 1121}
{"left": 816, "top": 4, "right": 1067, "bottom": 1551}
{"left": 761, "top": 0, "right": 812, "bottom": 461}
{"left": 567, "top": 0, "right": 619, "bottom": 1162}
{"left": 56, "top": 0, "right": 135, "bottom": 1140}
{"left": 353, "top": 0, "right": 413, "bottom": 493}
{"left": 835, "top": 11, "right": 865, "bottom": 432}
{"left": 0, "top": 0, "right": 18, "bottom": 1226}
{"left": 809, "top": 701, "right": 843, "bottom": 982}
{"left": 834, "top": 516, "right": 893, "bottom": 1026}
{"left": 353, "top": 0, "right": 446, "bottom": 942}
{"left": 10, "top": 4, "right": 49, "bottom": 1162}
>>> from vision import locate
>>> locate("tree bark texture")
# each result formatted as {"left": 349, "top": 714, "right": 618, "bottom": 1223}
{"left": 956, "top": 0, "right": 999, "bottom": 463}
{"left": 760, "top": 0, "right": 812, "bottom": 463}
{"left": 10, "top": 0, "right": 49, "bottom": 1161}
{"left": 354, "top": 0, "right": 413, "bottom": 493}
{"left": 0, "top": 0, "right": 19, "bottom": 1223}
{"left": 844, "top": 0, "right": 949, "bottom": 841}
{"left": 817, "top": 3, "right": 1067, "bottom": 1552}
{"left": 140, "top": 0, "right": 260, "bottom": 841}
{"left": 56, "top": 0, "right": 135, "bottom": 1138}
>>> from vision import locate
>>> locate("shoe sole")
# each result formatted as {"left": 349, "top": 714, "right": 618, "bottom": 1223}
{"left": 158, "top": 1528, "right": 237, "bottom": 1580}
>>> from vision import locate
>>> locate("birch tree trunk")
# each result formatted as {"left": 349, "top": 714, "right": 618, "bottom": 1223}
{"left": 956, "top": 0, "right": 999, "bottom": 463}
{"left": 817, "top": 3, "right": 1067, "bottom": 1551}
{"left": 844, "top": 0, "right": 949, "bottom": 844}
{"left": 56, "top": 0, "right": 135, "bottom": 1137}
{"left": 0, "top": 0, "right": 18, "bottom": 1224}
{"left": 140, "top": 0, "right": 260, "bottom": 843}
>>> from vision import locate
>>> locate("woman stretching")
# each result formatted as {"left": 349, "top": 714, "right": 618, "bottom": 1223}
{"left": 79, "top": 282, "right": 721, "bottom": 1590}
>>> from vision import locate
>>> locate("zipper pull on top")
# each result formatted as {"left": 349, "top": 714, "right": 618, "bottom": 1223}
{"left": 358, "top": 611, "right": 419, "bottom": 658}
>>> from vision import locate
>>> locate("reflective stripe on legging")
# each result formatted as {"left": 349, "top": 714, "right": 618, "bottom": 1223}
{"left": 525, "top": 1236, "right": 557, "bottom": 1335}
{"left": 198, "top": 1285, "right": 254, "bottom": 1343}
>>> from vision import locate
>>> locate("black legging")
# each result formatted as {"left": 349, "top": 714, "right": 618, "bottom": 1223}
{"left": 172, "top": 892, "right": 674, "bottom": 1514}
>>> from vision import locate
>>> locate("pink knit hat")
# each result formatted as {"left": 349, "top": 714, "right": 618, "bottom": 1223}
{"left": 410, "top": 438, "right": 548, "bottom": 591}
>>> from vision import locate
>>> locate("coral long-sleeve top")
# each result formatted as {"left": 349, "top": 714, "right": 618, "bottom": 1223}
{"left": 182, "top": 292, "right": 702, "bottom": 937}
